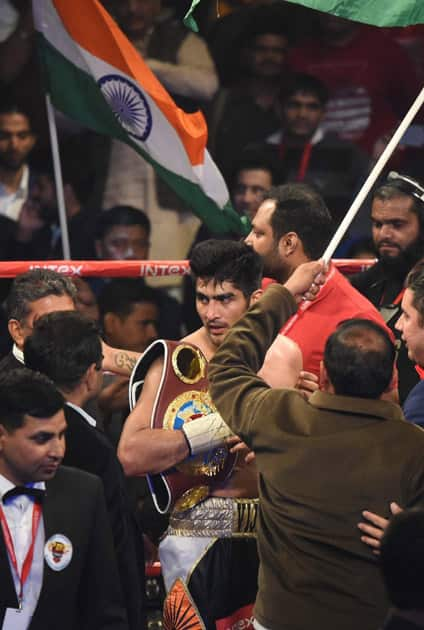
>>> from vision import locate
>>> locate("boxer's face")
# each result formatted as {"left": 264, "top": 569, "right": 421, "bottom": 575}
{"left": 195, "top": 279, "right": 249, "bottom": 347}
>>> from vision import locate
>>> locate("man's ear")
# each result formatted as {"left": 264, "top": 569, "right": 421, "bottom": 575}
{"left": 8, "top": 319, "right": 25, "bottom": 348}
{"left": 85, "top": 363, "right": 100, "bottom": 393}
{"left": 381, "top": 364, "right": 399, "bottom": 403}
{"left": 249, "top": 289, "right": 263, "bottom": 306}
{"left": 0, "top": 423, "right": 9, "bottom": 450}
{"left": 278, "top": 231, "right": 298, "bottom": 257}
{"left": 319, "top": 360, "right": 332, "bottom": 392}
{"left": 102, "top": 312, "right": 117, "bottom": 337}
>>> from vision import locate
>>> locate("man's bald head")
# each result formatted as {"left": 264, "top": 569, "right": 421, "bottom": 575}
{"left": 324, "top": 319, "right": 395, "bottom": 399}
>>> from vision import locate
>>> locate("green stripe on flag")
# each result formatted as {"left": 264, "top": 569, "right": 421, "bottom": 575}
{"left": 284, "top": 0, "right": 424, "bottom": 27}
{"left": 37, "top": 34, "right": 247, "bottom": 235}
{"left": 184, "top": 0, "right": 202, "bottom": 32}
{"left": 184, "top": 0, "right": 424, "bottom": 28}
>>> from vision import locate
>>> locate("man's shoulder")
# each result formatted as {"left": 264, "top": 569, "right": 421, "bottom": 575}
{"left": 48, "top": 465, "right": 102, "bottom": 492}
{"left": 0, "top": 352, "right": 22, "bottom": 371}
{"left": 318, "top": 132, "right": 366, "bottom": 156}
{"left": 329, "top": 268, "right": 382, "bottom": 315}
{"left": 64, "top": 404, "right": 100, "bottom": 443}
{"left": 349, "top": 261, "right": 384, "bottom": 290}
{"left": 403, "top": 379, "right": 424, "bottom": 426}
{"left": 63, "top": 405, "right": 118, "bottom": 470}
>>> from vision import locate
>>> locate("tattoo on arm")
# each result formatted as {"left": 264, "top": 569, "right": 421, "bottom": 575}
{"left": 114, "top": 351, "right": 137, "bottom": 373}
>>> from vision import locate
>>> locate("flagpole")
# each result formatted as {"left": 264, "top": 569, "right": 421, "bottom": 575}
{"left": 45, "top": 93, "right": 71, "bottom": 259}
{"left": 323, "top": 86, "right": 424, "bottom": 264}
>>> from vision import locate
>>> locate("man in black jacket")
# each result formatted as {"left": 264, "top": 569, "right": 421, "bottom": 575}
{"left": 23, "top": 311, "right": 145, "bottom": 630}
{"left": 350, "top": 172, "right": 424, "bottom": 402}
{"left": 0, "top": 368, "right": 128, "bottom": 629}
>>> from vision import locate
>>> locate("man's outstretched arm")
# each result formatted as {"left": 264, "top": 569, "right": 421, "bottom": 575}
{"left": 209, "top": 261, "right": 326, "bottom": 446}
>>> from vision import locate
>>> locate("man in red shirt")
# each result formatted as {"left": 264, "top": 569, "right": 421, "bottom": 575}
{"left": 245, "top": 183, "right": 394, "bottom": 388}
{"left": 290, "top": 14, "right": 420, "bottom": 155}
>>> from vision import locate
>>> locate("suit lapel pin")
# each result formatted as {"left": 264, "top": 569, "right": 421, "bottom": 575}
{"left": 44, "top": 534, "right": 73, "bottom": 571}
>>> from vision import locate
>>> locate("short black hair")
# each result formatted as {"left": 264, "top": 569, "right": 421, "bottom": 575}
{"left": 380, "top": 509, "right": 424, "bottom": 610}
{"left": 0, "top": 99, "right": 33, "bottom": 127}
{"left": 283, "top": 73, "right": 329, "bottom": 107}
{"left": 0, "top": 368, "right": 64, "bottom": 431}
{"left": 24, "top": 311, "right": 102, "bottom": 393}
{"left": 242, "top": 6, "right": 291, "bottom": 47}
{"left": 373, "top": 173, "right": 424, "bottom": 230}
{"left": 406, "top": 258, "right": 424, "bottom": 325}
{"left": 324, "top": 319, "right": 395, "bottom": 399}
{"left": 6, "top": 269, "right": 77, "bottom": 321}
{"left": 95, "top": 206, "right": 151, "bottom": 240}
{"left": 189, "top": 240, "right": 263, "bottom": 299}
{"left": 264, "top": 183, "right": 333, "bottom": 259}
{"left": 97, "top": 279, "right": 159, "bottom": 324}
{"left": 229, "top": 148, "right": 278, "bottom": 192}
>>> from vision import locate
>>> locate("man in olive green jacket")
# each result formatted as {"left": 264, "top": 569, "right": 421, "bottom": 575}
{"left": 209, "top": 263, "right": 424, "bottom": 630}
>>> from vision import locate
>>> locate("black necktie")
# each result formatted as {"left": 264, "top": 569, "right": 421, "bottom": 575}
{"left": 2, "top": 486, "right": 45, "bottom": 504}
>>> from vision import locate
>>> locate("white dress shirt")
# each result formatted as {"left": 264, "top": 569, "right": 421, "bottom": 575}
{"left": 0, "top": 474, "right": 45, "bottom": 630}
{"left": 0, "top": 165, "right": 30, "bottom": 222}
{"left": 12, "top": 345, "right": 25, "bottom": 365}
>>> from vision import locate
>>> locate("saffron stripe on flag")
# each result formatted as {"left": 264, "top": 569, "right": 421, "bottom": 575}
{"left": 33, "top": 0, "right": 248, "bottom": 235}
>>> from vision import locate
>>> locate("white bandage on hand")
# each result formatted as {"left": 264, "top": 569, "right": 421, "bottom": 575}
{"left": 181, "top": 412, "right": 233, "bottom": 457}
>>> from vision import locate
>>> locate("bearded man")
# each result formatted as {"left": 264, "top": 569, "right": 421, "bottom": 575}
{"left": 351, "top": 172, "right": 424, "bottom": 402}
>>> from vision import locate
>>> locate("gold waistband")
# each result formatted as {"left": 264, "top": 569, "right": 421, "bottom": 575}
{"left": 168, "top": 496, "right": 259, "bottom": 538}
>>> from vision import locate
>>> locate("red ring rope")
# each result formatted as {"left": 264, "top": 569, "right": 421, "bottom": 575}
{"left": 0, "top": 259, "right": 375, "bottom": 278}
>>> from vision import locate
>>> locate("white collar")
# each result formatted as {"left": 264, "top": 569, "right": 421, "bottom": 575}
{"left": 267, "top": 126, "right": 325, "bottom": 146}
{"left": 0, "top": 473, "right": 45, "bottom": 501}
{"left": 17, "top": 164, "right": 30, "bottom": 196}
{"left": 12, "top": 344, "right": 25, "bottom": 364}
{"left": 65, "top": 402, "right": 97, "bottom": 427}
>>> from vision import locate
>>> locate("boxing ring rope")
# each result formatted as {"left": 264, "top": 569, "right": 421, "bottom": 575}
{"left": 0, "top": 259, "right": 375, "bottom": 278}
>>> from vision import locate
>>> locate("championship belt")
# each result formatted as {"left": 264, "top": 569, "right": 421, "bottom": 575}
{"left": 129, "top": 340, "right": 237, "bottom": 514}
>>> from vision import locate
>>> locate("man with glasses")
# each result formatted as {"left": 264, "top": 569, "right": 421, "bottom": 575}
{"left": 0, "top": 269, "right": 77, "bottom": 372}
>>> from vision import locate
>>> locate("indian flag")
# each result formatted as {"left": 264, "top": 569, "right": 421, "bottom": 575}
{"left": 33, "top": 0, "right": 247, "bottom": 235}
{"left": 186, "top": 0, "right": 424, "bottom": 29}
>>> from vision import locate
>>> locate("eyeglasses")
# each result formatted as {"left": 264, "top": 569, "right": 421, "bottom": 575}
{"left": 387, "top": 171, "right": 424, "bottom": 204}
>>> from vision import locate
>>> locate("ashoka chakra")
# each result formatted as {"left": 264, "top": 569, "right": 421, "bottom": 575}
{"left": 98, "top": 74, "right": 152, "bottom": 141}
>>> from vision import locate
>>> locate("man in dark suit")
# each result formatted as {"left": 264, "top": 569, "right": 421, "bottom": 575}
{"left": 23, "top": 311, "right": 145, "bottom": 630}
{"left": 0, "top": 368, "right": 128, "bottom": 629}
{"left": 0, "top": 268, "right": 77, "bottom": 371}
